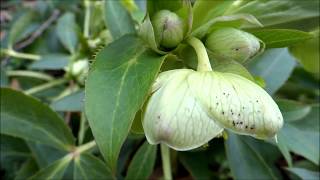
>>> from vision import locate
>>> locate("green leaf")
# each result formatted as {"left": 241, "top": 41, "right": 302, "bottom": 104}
{"left": 227, "top": 0, "right": 320, "bottom": 30}
{"left": 0, "top": 88, "right": 75, "bottom": 151}
{"left": 104, "top": 0, "right": 136, "bottom": 40}
{"left": 15, "top": 158, "right": 38, "bottom": 180}
{"left": 286, "top": 167, "right": 320, "bottom": 180}
{"left": 85, "top": 35, "right": 166, "bottom": 172}
{"left": 290, "top": 30, "right": 319, "bottom": 74}
{"left": 28, "top": 154, "right": 72, "bottom": 180}
{"left": 248, "top": 48, "right": 296, "bottom": 94}
{"left": 192, "top": 0, "right": 234, "bottom": 30}
{"left": 8, "top": 11, "right": 35, "bottom": 48}
{"left": 51, "top": 90, "right": 84, "bottom": 112}
{"left": 179, "top": 151, "right": 213, "bottom": 180}
{"left": 277, "top": 99, "right": 311, "bottom": 122}
{"left": 215, "top": 60, "right": 255, "bottom": 82}
{"left": 225, "top": 134, "right": 279, "bottom": 180}
{"left": 278, "top": 104, "right": 320, "bottom": 165}
{"left": 138, "top": 15, "right": 165, "bottom": 54}
{"left": 125, "top": 141, "right": 157, "bottom": 180}
{"left": 73, "top": 153, "right": 113, "bottom": 180}
{"left": 29, "top": 54, "right": 70, "bottom": 70}
{"left": 27, "top": 141, "right": 67, "bottom": 167}
{"left": 0, "top": 135, "right": 30, "bottom": 159}
{"left": 192, "top": 14, "right": 262, "bottom": 39}
{"left": 56, "top": 12, "right": 78, "bottom": 54}
{"left": 250, "top": 29, "right": 314, "bottom": 48}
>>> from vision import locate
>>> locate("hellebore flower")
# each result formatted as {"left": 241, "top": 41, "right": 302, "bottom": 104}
{"left": 205, "top": 28, "right": 263, "bottom": 63}
{"left": 143, "top": 35, "right": 283, "bottom": 150}
{"left": 143, "top": 69, "right": 283, "bottom": 150}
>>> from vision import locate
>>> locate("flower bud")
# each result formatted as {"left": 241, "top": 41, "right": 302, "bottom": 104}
{"left": 65, "top": 59, "right": 89, "bottom": 84}
{"left": 205, "top": 28, "right": 261, "bottom": 63}
{"left": 151, "top": 10, "right": 184, "bottom": 49}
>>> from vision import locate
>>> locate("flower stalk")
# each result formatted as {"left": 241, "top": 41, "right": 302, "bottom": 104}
{"left": 186, "top": 37, "right": 212, "bottom": 72}
{"left": 161, "top": 144, "right": 173, "bottom": 180}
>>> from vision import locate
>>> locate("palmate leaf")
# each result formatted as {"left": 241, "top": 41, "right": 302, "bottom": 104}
{"left": 0, "top": 88, "right": 75, "bottom": 151}
{"left": 85, "top": 35, "right": 166, "bottom": 172}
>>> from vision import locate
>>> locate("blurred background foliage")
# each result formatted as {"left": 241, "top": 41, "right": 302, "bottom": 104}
{"left": 0, "top": 0, "right": 319, "bottom": 179}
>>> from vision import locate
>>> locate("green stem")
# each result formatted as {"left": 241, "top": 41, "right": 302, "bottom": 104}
{"left": 186, "top": 37, "right": 212, "bottom": 72}
{"left": 2, "top": 49, "right": 41, "bottom": 61}
{"left": 83, "top": 0, "right": 91, "bottom": 38}
{"left": 24, "top": 78, "right": 68, "bottom": 95}
{"left": 76, "top": 141, "right": 96, "bottom": 154}
{"left": 78, "top": 112, "right": 87, "bottom": 145}
{"left": 161, "top": 144, "right": 172, "bottom": 180}
{"left": 6, "top": 70, "right": 54, "bottom": 81}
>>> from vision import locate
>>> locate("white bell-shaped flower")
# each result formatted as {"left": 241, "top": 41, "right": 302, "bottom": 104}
{"left": 143, "top": 69, "right": 283, "bottom": 150}
{"left": 143, "top": 69, "right": 223, "bottom": 151}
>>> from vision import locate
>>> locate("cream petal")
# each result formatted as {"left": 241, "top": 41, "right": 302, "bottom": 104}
{"left": 143, "top": 70, "right": 223, "bottom": 151}
{"left": 188, "top": 71, "right": 283, "bottom": 139}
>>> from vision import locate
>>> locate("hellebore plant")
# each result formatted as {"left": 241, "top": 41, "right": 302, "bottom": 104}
{"left": 82, "top": 0, "right": 319, "bottom": 179}
{"left": 2, "top": 0, "right": 319, "bottom": 179}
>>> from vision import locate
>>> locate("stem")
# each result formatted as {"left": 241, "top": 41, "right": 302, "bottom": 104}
{"left": 2, "top": 49, "right": 41, "bottom": 61}
{"left": 24, "top": 78, "right": 68, "bottom": 95}
{"left": 161, "top": 144, "right": 172, "bottom": 180}
{"left": 186, "top": 37, "right": 212, "bottom": 72}
{"left": 76, "top": 141, "right": 96, "bottom": 154}
{"left": 6, "top": 70, "right": 54, "bottom": 81}
{"left": 83, "top": 0, "right": 91, "bottom": 38}
{"left": 78, "top": 112, "right": 87, "bottom": 145}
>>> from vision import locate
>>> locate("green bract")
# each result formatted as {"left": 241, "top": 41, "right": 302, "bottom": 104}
{"left": 143, "top": 69, "right": 283, "bottom": 150}
{"left": 151, "top": 10, "right": 184, "bottom": 49}
{"left": 65, "top": 59, "right": 89, "bottom": 84}
{"left": 205, "top": 28, "right": 262, "bottom": 63}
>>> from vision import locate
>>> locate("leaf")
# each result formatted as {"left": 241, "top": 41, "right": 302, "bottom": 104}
{"left": 214, "top": 60, "right": 255, "bottom": 82}
{"left": 250, "top": 29, "right": 314, "bottom": 48}
{"left": 85, "top": 35, "right": 166, "bottom": 172}
{"left": 192, "top": 14, "right": 262, "bottom": 39}
{"left": 51, "top": 90, "right": 84, "bottom": 112}
{"left": 290, "top": 30, "right": 319, "bottom": 74}
{"left": 277, "top": 104, "right": 320, "bottom": 165}
{"left": 27, "top": 141, "right": 67, "bottom": 167}
{"left": 0, "top": 88, "right": 75, "bottom": 151}
{"left": 192, "top": 0, "right": 234, "bottom": 30}
{"left": 104, "top": 0, "right": 136, "bottom": 40}
{"left": 276, "top": 99, "right": 311, "bottom": 122}
{"left": 138, "top": 15, "right": 165, "bottom": 54}
{"left": 0, "top": 135, "right": 30, "bottom": 159}
{"left": 286, "top": 167, "right": 320, "bottom": 180}
{"left": 225, "top": 133, "right": 279, "bottom": 180}
{"left": 29, "top": 54, "right": 70, "bottom": 70}
{"left": 228, "top": 0, "right": 320, "bottom": 30}
{"left": 125, "top": 141, "right": 157, "bottom": 180}
{"left": 28, "top": 154, "right": 72, "bottom": 180}
{"left": 179, "top": 151, "right": 213, "bottom": 180}
{"left": 248, "top": 48, "right": 296, "bottom": 94}
{"left": 15, "top": 158, "right": 38, "bottom": 180}
{"left": 8, "top": 11, "right": 35, "bottom": 48}
{"left": 56, "top": 12, "right": 78, "bottom": 54}
{"left": 73, "top": 153, "right": 114, "bottom": 180}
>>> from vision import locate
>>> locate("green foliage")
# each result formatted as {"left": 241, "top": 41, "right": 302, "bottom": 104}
{"left": 0, "top": 0, "right": 319, "bottom": 179}
{"left": 85, "top": 35, "right": 166, "bottom": 172}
